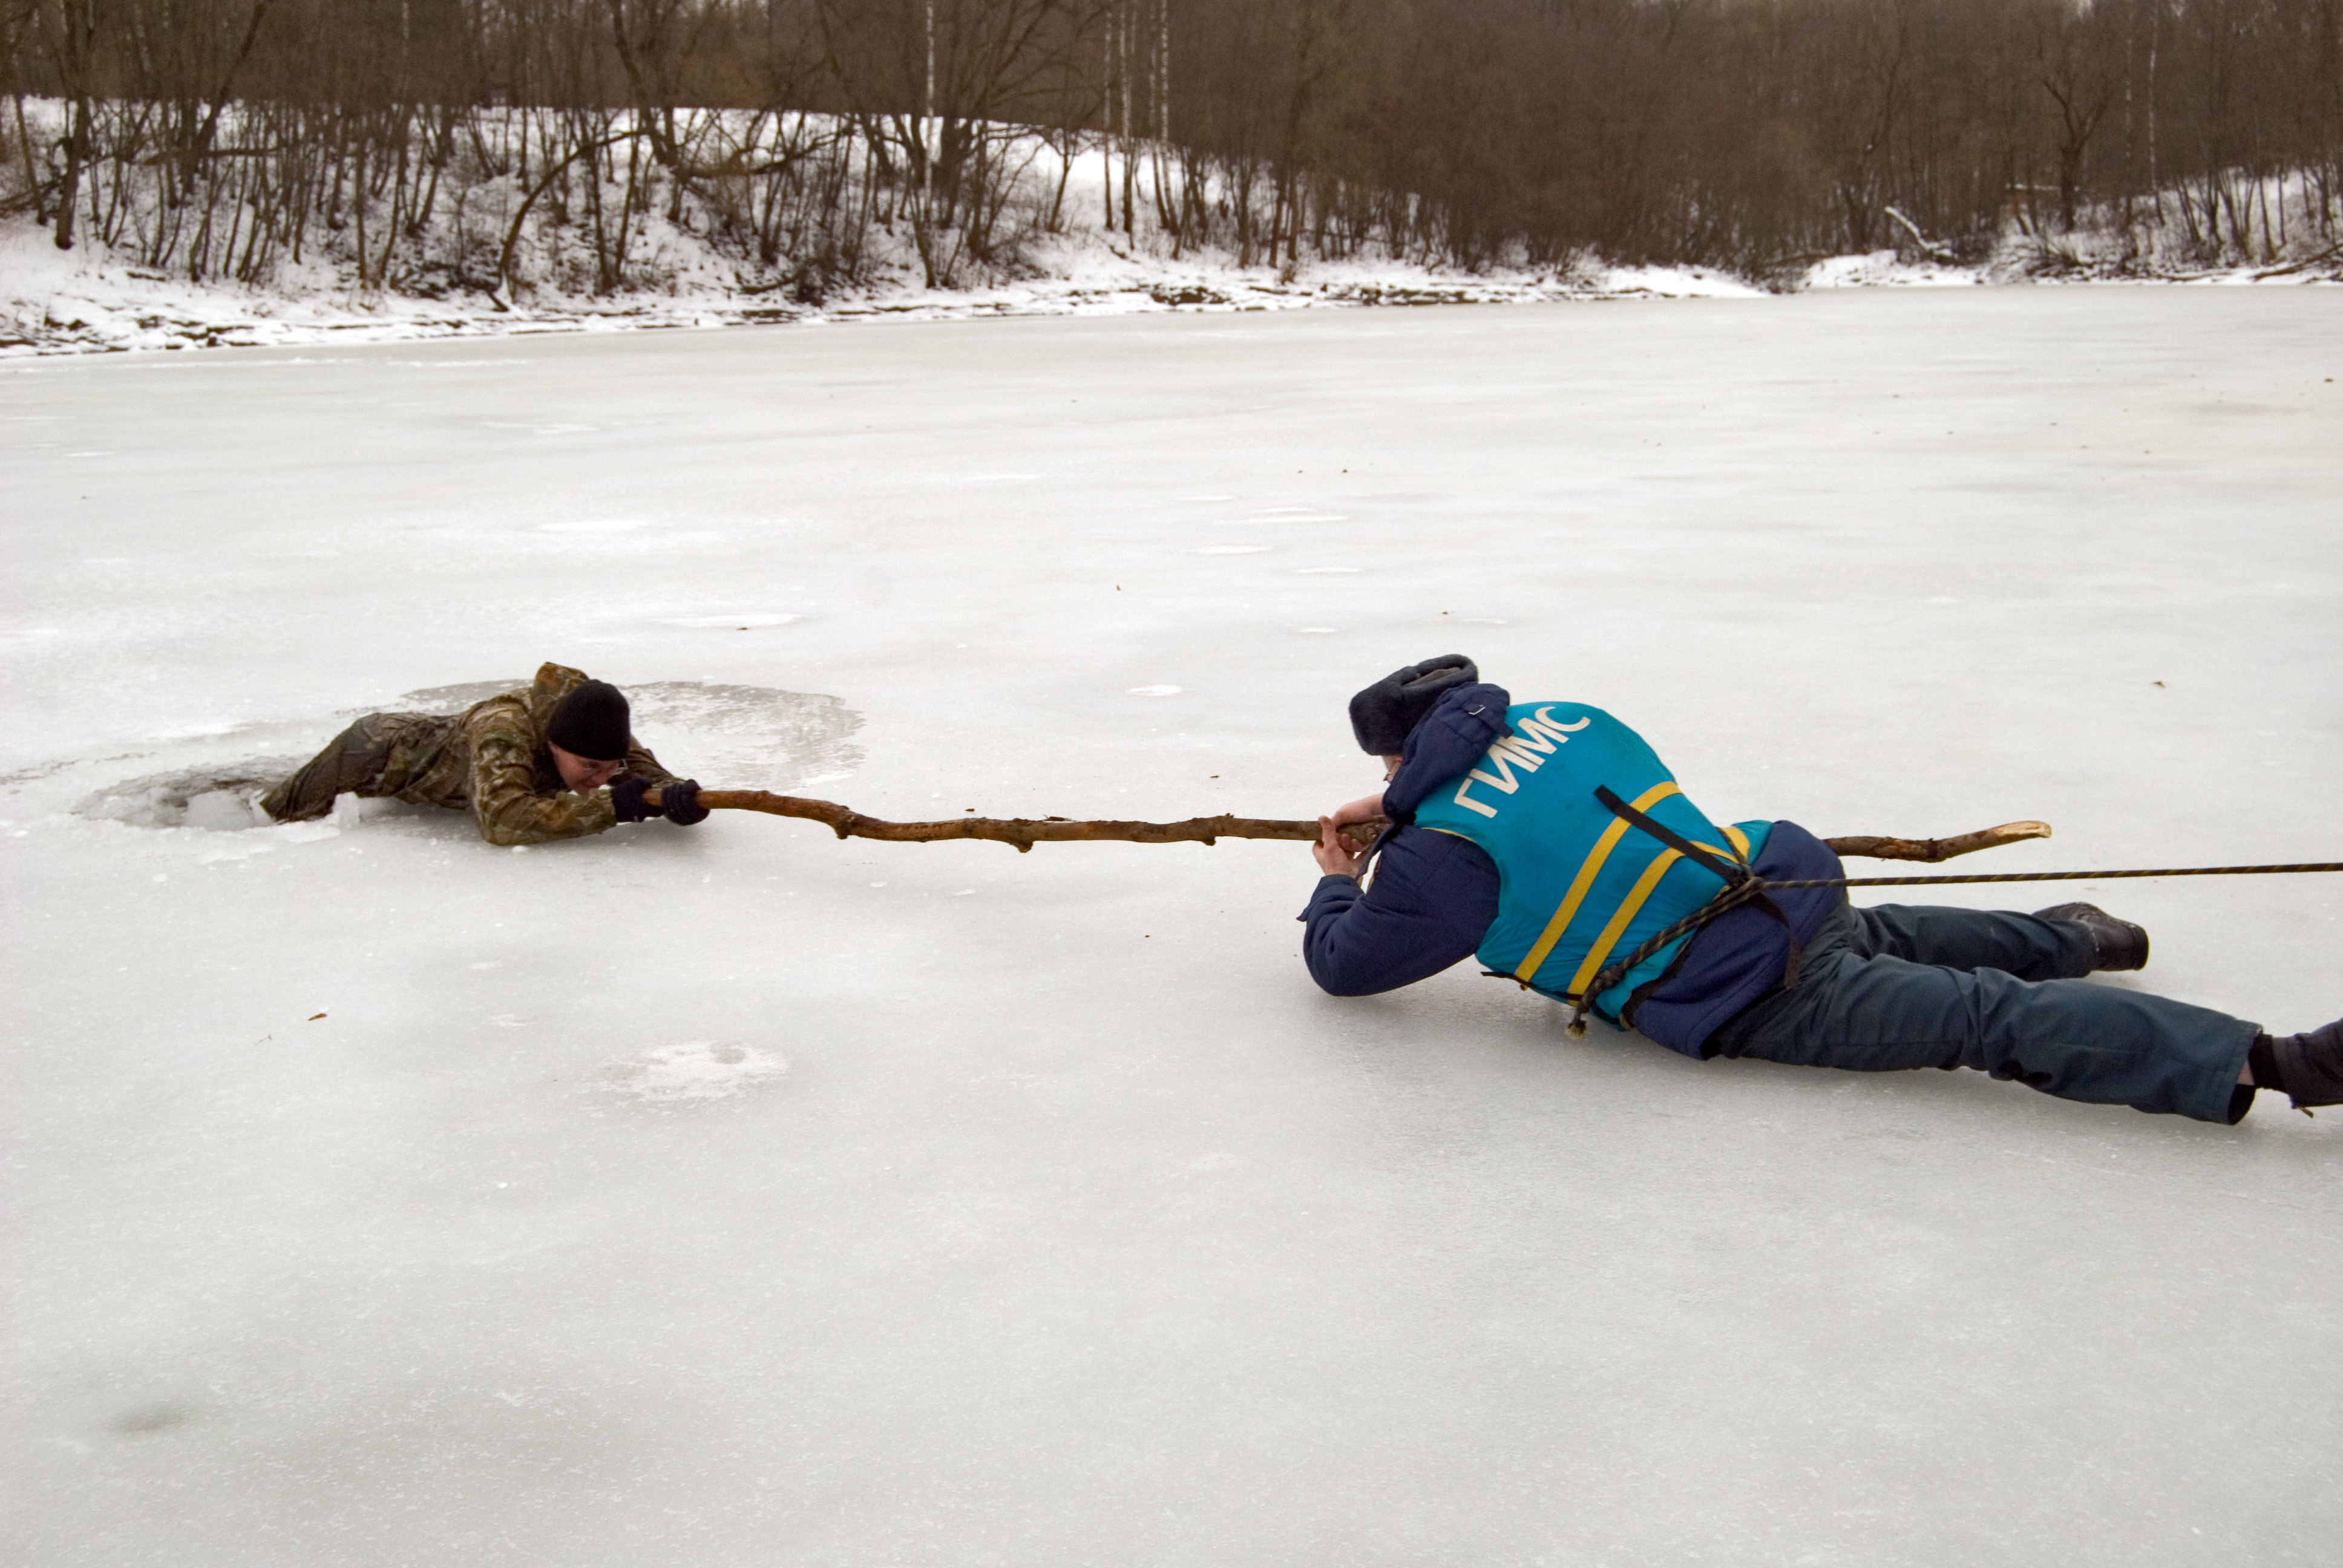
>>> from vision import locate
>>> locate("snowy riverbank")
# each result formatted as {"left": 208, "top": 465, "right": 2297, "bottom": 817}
{"left": 0, "top": 214, "right": 1756, "bottom": 356}
{"left": 7, "top": 209, "right": 2333, "bottom": 358}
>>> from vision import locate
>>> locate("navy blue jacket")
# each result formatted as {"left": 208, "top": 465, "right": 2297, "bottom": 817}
{"left": 1298, "top": 684, "right": 1843, "bottom": 1057}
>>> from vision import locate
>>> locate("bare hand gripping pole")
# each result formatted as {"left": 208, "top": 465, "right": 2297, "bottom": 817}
{"left": 650, "top": 788, "right": 2055, "bottom": 863}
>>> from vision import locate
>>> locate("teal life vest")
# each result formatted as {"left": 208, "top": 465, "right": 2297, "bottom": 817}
{"left": 1409, "top": 701, "right": 1773, "bottom": 1025}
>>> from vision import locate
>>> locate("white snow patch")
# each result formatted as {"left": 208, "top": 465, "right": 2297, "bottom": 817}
{"left": 1126, "top": 684, "right": 1183, "bottom": 697}
{"left": 1803, "top": 251, "right": 1988, "bottom": 290}
{"left": 534, "top": 518, "right": 654, "bottom": 533}
{"left": 1601, "top": 266, "right": 1768, "bottom": 298}
{"left": 599, "top": 1042, "right": 787, "bottom": 1104}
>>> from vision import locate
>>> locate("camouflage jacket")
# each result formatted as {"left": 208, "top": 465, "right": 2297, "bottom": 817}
{"left": 373, "top": 663, "right": 680, "bottom": 846}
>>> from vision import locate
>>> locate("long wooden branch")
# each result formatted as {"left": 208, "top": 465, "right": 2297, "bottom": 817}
{"left": 652, "top": 788, "right": 2050, "bottom": 862}
{"left": 1821, "top": 822, "right": 2052, "bottom": 861}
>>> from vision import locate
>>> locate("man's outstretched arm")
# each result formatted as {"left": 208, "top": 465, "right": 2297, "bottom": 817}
{"left": 617, "top": 736, "right": 680, "bottom": 789}
{"left": 1299, "top": 828, "right": 1501, "bottom": 996}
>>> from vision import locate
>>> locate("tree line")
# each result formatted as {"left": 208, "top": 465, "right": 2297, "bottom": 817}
{"left": 2, "top": 0, "right": 2336, "bottom": 296}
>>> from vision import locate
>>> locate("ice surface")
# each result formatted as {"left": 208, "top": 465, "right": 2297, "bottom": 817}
{"left": 598, "top": 1041, "right": 789, "bottom": 1105}
{"left": 180, "top": 790, "right": 269, "bottom": 832}
{"left": 4, "top": 291, "right": 2341, "bottom": 1566}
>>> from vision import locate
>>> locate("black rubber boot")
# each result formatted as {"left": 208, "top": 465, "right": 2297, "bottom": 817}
{"left": 2250, "top": 1021, "right": 2343, "bottom": 1112}
{"left": 2032, "top": 902, "right": 2150, "bottom": 972}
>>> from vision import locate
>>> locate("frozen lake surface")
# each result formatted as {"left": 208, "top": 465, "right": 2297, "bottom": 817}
{"left": 4, "top": 292, "right": 2340, "bottom": 1566}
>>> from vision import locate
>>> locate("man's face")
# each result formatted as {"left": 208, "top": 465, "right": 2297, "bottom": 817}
{"left": 551, "top": 743, "right": 624, "bottom": 795}
{"left": 1382, "top": 754, "right": 1404, "bottom": 782}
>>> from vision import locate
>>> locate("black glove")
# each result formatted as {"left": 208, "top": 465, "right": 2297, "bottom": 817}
{"left": 661, "top": 778, "right": 709, "bottom": 826}
{"left": 609, "top": 776, "right": 657, "bottom": 823}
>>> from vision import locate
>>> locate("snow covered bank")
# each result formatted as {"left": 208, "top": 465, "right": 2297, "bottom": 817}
{"left": 1, "top": 212, "right": 1775, "bottom": 354}
{"left": 8, "top": 208, "right": 2333, "bottom": 358}
{"left": 6, "top": 290, "right": 2340, "bottom": 1566}
{"left": 7, "top": 99, "right": 2332, "bottom": 358}
{"left": 1, "top": 102, "right": 1774, "bottom": 356}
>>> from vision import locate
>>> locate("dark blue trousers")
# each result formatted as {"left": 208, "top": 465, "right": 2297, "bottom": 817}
{"left": 1702, "top": 902, "right": 2261, "bottom": 1123}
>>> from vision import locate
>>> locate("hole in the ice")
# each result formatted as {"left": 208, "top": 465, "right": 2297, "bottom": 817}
{"left": 76, "top": 763, "right": 298, "bottom": 830}
{"left": 184, "top": 789, "right": 268, "bottom": 831}
{"left": 77, "top": 681, "right": 864, "bottom": 827}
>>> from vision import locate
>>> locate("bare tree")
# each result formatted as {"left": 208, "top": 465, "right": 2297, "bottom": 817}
{"left": 4, "top": 0, "right": 2333, "bottom": 293}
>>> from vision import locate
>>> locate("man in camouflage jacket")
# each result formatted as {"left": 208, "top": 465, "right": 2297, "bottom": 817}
{"left": 260, "top": 663, "right": 707, "bottom": 846}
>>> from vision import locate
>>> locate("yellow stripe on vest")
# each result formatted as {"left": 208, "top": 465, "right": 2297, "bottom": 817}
{"left": 1567, "top": 849, "right": 1687, "bottom": 999}
{"left": 1515, "top": 781, "right": 1681, "bottom": 984}
{"left": 1567, "top": 835, "right": 1745, "bottom": 1000}
{"left": 1722, "top": 823, "right": 1751, "bottom": 863}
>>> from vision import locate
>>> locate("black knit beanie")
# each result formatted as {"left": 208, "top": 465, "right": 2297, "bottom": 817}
{"left": 1348, "top": 655, "right": 1478, "bottom": 754}
{"left": 546, "top": 680, "right": 632, "bottom": 761}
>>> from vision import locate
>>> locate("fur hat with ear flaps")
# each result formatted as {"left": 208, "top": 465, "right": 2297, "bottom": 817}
{"left": 1349, "top": 655, "right": 1479, "bottom": 754}
{"left": 546, "top": 680, "right": 632, "bottom": 762}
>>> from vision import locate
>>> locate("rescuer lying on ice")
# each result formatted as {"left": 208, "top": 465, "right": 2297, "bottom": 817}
{"left": 1300, "top": 656, "right": 2343, "bottom": 1122}
{"left": 261, "top": 663, "right": 710, "bottom": 846}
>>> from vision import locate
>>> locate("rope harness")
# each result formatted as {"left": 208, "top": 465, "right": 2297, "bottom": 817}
{"left": 1507, "top": 791, "right": 2343, "bottom": 1035}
